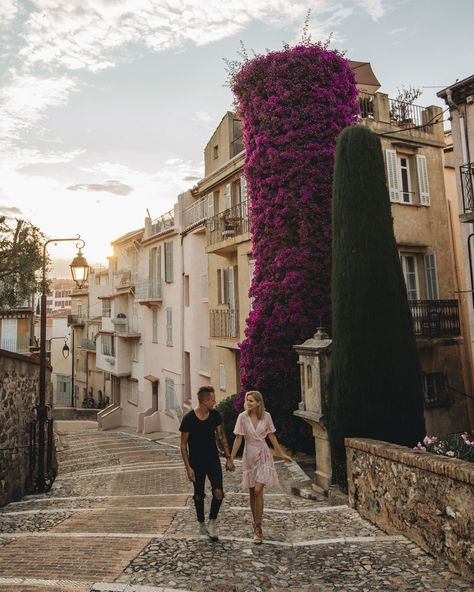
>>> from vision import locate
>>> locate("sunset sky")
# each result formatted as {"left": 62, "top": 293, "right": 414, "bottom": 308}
{"left": 1, "top": 0, "right": 473, "bottom": 273}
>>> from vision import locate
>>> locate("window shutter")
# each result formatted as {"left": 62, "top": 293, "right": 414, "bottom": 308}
{"left": 225, "top": 183, "right": 232, "bottom": 209}
{"left": 149, "top": 249, "right": 154, "bottom": 281}
{"left": 157, "top": 246, "right": 162, "bottom": 292}
{"left": 219, "top": 363, "right": 226, "bottom": 390}
{"left": 424, "top": 253, "right": 439, "bottom": 299}
{"left": 164, "top": 242, "right": 173, "bottom": 283}
{"left": 385, "top": 149, "right": 401, "bottom": 202}
{"left": 240, "top": 176, "right": 248, "bottom": 202}
{"left": 228, "top": 266, "right": 236, "bottom": 309}
{"left": 416, "top": 155, "right": 431, "bottom": 206}
{"left": 207, "top": 193, "right": 214, "bottom": 218}
{"left": 166, "top": 308, "right": 173, "bottom": 346}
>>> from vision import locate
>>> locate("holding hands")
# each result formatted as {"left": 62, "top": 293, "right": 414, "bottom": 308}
{"left": 225, "top": 457, "right": 235, "bottom": 472}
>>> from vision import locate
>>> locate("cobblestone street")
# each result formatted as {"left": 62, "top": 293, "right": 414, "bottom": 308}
{"left": 0, "top": 421, "right": 472, "bottom": 592}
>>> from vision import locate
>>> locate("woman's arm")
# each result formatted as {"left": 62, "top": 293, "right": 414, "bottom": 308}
{"left": 229, "top": 435, "right": 243, "bottom": 465}
{"left": 267, "top": 432, "right": 292, "bottom": 463}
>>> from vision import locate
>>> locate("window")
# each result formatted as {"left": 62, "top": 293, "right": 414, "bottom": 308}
{"left": 184, "top": 275, "right": 190, "bottom": 307}
{"left": 165, "top": 377, "right": 177, "bottom": 414}
{"left": 102, "top": 299, "right": 111, "bottom": 318}
{"left": 385, "top": 149, "right": 431, "bottom": 206}
{"left": 164, "top": 241, "right": 174, "bottom": 283}
{"left": 149, "top": 246, "right": 161, "bottom": 296}
{"left": 219, "top": 363, "right": 226, "bottom": 391}
{"left": 401, "top": 255, "right": 419, "bottom": 300}
{"left": 166, "top": 308, "right": 173, "bottom": 346}
{"left": 217, "top": 269, "right": 228, "bottom": 305}
{"left": 152, "top": 308, "right": 158, "bottom": 343}
{"left": 225, "top": 183, "right": 232, "bottom": 210}
{"left": 213, "top": 145, "right": 219, "bottom": 159}
{"left": 131, "top": 340, "right": 139, "bottom": 362}
{"left": 207, "top": 193, "right": 215, "bottom": 230}
{"left": 101, "top": 334, "right": 115, "bottom": 356}
{"left": 424, "top": 253, "right": 439, "bottom": 300}
{"left": 423, "top": 372, "right": 451, "bottom": 408}
{"left": 128, "top": 379, "right": 138, "bottom": 405}
{"left": 200, "top": 346, "right": 210, "bottom": 373}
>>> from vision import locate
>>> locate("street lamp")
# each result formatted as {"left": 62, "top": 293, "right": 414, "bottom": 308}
{"left": 35, "top": 237, "right": 89, "bottom": 493}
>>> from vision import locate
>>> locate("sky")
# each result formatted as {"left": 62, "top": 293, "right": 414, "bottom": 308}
{"left": 0, "top": 0, "right": 473, "bottom": 275}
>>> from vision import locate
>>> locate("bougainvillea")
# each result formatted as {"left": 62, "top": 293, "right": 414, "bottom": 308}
{"left": 230, "top": 43, "right": 359, "bottom": 450}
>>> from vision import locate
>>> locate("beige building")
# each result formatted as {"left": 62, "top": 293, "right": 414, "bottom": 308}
{"left": 438, "top": 74, "right": 474, "bottom": 428}
{"left": 199, "top": 86, "right": 470, "bottom": 435}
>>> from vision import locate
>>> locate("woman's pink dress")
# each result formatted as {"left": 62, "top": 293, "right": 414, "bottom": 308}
{"left": 233, "top": 411, "right": 279, "bottom": 489}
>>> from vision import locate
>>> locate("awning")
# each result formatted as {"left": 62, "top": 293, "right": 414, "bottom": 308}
{"left": 144, "top": 374, "right": 159, "bottom": 383}
{"left": 349, "top": 61, "right": 381, "bottom": 94}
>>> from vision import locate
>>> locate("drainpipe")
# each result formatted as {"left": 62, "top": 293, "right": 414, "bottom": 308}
{"left": 446, "top": 89, "right": 469, "bottom": 164}
{"left": 180, "top": 231, "right": 185, "bottom": 412}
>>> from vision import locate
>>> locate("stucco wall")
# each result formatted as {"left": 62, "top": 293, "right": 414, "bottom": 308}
{"left": 346, "top": 437, "right": 474, "bottom": 581}
{"left": 0, "top": 350, "right": 50, "bottom": 506}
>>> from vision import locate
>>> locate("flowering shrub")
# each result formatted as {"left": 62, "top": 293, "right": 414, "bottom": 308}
{"left": 230, "top": 42, "right": 359, "bottom": 449}
{"left": 415, "top": 432, "right": 474, "bottom": 462}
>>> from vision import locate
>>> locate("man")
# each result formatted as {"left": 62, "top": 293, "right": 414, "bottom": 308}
{"left": 179, "top": 386, "right": 232, "bottom": 541}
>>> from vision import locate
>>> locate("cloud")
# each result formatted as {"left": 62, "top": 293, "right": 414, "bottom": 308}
{"left": 67, "top": 180, "right": 133, "bottom": 196}
{"left": 355, "top": 0, "right": 385, "bottom": 20}
{"left": 0, "top": 0, "right": 18, "bottom": 27}
{"left": 0, "top": 205, "right": 23, "bottom": 217}
{"left": 193, "top": 111, "right": 214, "bottom": 125}
{"left": 389, "top": 26, "right": 407, "bottom": 34}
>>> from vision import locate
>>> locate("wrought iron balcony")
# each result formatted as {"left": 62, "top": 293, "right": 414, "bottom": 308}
{"left": 408, "top": 300, "right": 461, "bottom": 339}
{"left": 150, "top": 209, "right": 174, "bottom": 237}
{"left": 183, "top": 197, "right": 207, "bottom": 229}
{"left": 0, "top": 336, "right": 31, "bottom": 353}
{"left": 460, "top": 162, "right": 474, "bottom": 213}
{"left": 207, "top": 201, "right": 249, "bottom": 246}
{"left": 113, "top": 269, "right": 136, "bottom": 290}
{"left": 209, "top": 308, "right": 238, "bottom": 339}
{"left": 67, "top": 314, "right": 86, "bottom": 327}
{"left": 135, "top": 278, "right": 162, "bottom": 306}
{"left": 81, "top": 339, "right": 96, "bottom": 351}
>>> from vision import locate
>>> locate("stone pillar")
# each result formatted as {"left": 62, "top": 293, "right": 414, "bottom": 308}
{"left": 373, "top": 92, "right": 390, "bottom": 124}
{"left": 293, "top": 328, "right": 332, "bottom": 492}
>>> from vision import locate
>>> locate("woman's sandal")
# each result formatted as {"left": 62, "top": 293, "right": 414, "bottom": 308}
{"left": 253, "top": 523, "right": 263, "bottom": 544}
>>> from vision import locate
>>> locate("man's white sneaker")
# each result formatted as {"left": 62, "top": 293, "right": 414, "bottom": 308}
{"left": 207, "top": 519, "right": 218, "bottom": 541}
{"left": 199, "top": 522, "right": 207, "bottom": 537}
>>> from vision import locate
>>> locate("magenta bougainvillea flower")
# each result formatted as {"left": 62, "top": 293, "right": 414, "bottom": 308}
{"left": 231, "top": 43, "right": 359, "bottom": 448}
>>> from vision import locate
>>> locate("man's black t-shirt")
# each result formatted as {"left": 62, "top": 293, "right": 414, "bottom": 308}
{"left": 179, "top": 409, "right": 222, "bottom": 466}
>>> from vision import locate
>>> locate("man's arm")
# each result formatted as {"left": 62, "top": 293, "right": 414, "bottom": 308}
{"left": 180, "top": 432, "right": 195, "bottom": 481}
{"left": 216, "top": 425, "right": 234, "bottom": 471}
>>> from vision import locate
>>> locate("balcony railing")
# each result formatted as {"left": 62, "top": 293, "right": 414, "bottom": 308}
{"left": 408, "top": 300, "right": 461, "bottom": 339}
{"left": 134, "top": 278, "right": 162, "bottom": 300}
{"left": 460, "top": 162, "right": 474, "bottom": 213}
{"left": 183, "top": 197, "right": 207, "bottom": 229}
{"left": 81, "top": 339, "right": 96, "bottom": 351}
{"left": 210, "top": 308, "right": 238, "bottom": 339}
{"left": 388, "top": 98, "right": 425, "bottom": 127}
{"left": 67, "top": 314, "right": 86, "bottom": 326}
{"left": 0, "top": 336, "right": 31, "bottom": 353}
{"left": 113, "top": 269, "right": 136, "bottom": 290}
{"left": 358, "top": 93, "right": 375, "bottom": 119}
{"left": 207, "top": 201, "right": 249, "bottom": 246}
{"left": 150, "top": 210, "right": 174, "bottom": 237}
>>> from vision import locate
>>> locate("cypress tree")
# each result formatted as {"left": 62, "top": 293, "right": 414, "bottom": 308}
{"left": 329, "top": 125, "right": 425, "bottom": 485}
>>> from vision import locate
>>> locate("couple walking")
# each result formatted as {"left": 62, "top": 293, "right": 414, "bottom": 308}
{"left": 179, "top": 386, "right": 291, "bottom": 544}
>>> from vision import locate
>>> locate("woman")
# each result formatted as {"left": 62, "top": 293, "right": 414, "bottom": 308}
{"left": 229, "top": 390, "right": 292, "bottom": 544}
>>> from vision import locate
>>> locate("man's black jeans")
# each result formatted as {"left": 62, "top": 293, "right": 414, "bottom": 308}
{"left": 191, "top": 457, "right": 224, "bottom": 522}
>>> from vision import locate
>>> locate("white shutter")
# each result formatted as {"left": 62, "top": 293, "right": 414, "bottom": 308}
{"left": 228, "top": 266, "right": 235, "bottom": 309}
{"left": 219, "top": 363, "right": 226, "bottom": 390}
{"left": 157, "top": 246, "right": 162, "bottom": 293}
{"left": 416, "top": 155, "right": 431, "bottom": 206}
{"left": 166, "top": 308, "right": 173, "bottom": 346}
{"left": 164, "top": 242, "right": 173, "bottom": 283}
{"left": 424, "top": 253, "right": 439, "bottom": 299}
{"left": 385, "top": 149, "right": 401, "bottom": 202}
{"left": 240, "top": 176, "right": 248, "bottom": 202}
{"left": 225, "top": 183, "right": 232, "bottom": 209}
{"left": 207, "top": 193, "right": 214, "bottom": 218}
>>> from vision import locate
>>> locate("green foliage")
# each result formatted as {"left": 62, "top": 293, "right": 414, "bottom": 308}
{"left": 329, "top": 125, "right": 426, "bottom": 486}
{"left": 216, "top": 393, "right": 240, "bottom": 451}
{"left": 0, "top": 216, "right": 45, "bottom": 309}
{"left": 415, "top": 432, "right": 474, "bottom": 462}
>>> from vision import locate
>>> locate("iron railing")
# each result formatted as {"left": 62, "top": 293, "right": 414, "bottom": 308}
{"left": 389, "top": 98, "right": 425, "bottom": 127}
{"left": 183, "top": 197, "right": 207, "bottom": 229}
{"left": 207, "top": 201, "right": 249, "bottom": 246}
{"left": 408, "top": 299, "right": 461, "bottom": 338}
{"left": 150, "top": 210, "right": 174, "bottom": 237}
{"left": 0, "top": 336, "right": 32, "bottom": 353}
{"left": 67, "top": 314, "right": 86, "bottom": 326}
{"left": 81, "top": 338, "right": 96, "bottom": 350}
{"left": 113, "top": 269, "right": 136, "bottom": 290}
{"left": 460, "top": 162, "right": 474, "bottom": 213}
{"left": 134, "top": 278, "right": 162, "bottom": 300}
{"left": 209, "top": 308, "right": 238, "bottom": 339}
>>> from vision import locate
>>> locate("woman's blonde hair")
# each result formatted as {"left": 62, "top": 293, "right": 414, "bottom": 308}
{"left": 244, "top": 390, "right": 265, "bottom": 420}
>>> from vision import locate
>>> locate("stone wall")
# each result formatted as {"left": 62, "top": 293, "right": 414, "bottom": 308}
{"left": 346, "top": 438, "right": 474, "bottom": 581}
{"left": 0, "top": 350, "right": 50, "bottom": 506}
